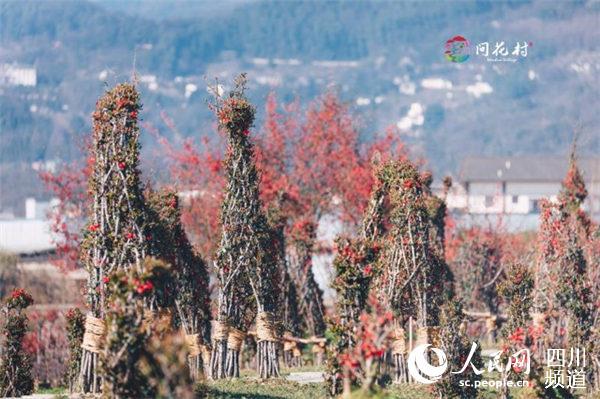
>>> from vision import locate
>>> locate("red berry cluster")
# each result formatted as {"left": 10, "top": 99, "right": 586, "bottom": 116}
{"left": 133, "top": 279, "right": 154, "bottom": 295}
{"left": 7, "top": 288, "right": 34, "bottom": 310}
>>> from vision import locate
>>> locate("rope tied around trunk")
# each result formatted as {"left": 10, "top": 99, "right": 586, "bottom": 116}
{"left": 485, "top": 316, "right": 497, "bottom": 332}
{"left": 283, "top": 340, "right": 296, "bottom": 352}
{"left": 419, "top": 326, "right": 441, "bottom": 347}
{"left": 185, "top": 333, "right": 202, "bottom": 357}
{"left": 81, "top": 314, "right": 106, "bottom": 353}
{"left": 415, "top": 327, "right": 429, "bottom": 347}
{"left": 311, "top": 341, "right": 325, "bottom": 354}
{"left": 391, "top": 327, "right": 406, "bottom": 355}
{"left": 256, "top": 311, "right": 278, "bottom": 342}
{"left": 227, "top": 328, "right": 246, "bottom": 351}
{"left": 212, "top": 320, "right": 230, "bottom": 341}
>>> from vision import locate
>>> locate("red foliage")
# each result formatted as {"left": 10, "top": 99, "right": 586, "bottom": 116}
{"left": 23, "top": 310, "right": 69, "bottom": 387}
{"left": 161, "top": 91, "right": 406, "bottom": 255}
{"left": 44, "top": 90, "right": 407, "bottom": 264}
{"left": 254, "top": 93, "right": 298, "bottom": 207}
{"left": 338, "top": 295, "right": 394, "bottom": 390}
{"left": 508, "top": 327, "right": 526, "bottom": 345}
{"left": 39, "top": 157, "right": 92, "bottom": 271}
{"left": 157, "top": 133, "right": 226, "bottom": 258}
{"left": 134, "top": 280, "right": 154, "bottom": 295}
{"left": 7, "top": 288, "right": 34, "bottom": 310}
{"left": 291, "top": 94, "right": 406, "bottom": 225}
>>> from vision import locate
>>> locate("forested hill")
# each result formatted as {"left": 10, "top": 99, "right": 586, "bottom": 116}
{"left": 2, "top": 1, "right": 584, "bottom": 76}
{"left": 1, "top": 0, "right": 599, "bottom": 213}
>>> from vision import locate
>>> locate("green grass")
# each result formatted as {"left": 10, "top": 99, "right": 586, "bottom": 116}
{"left": 200, "top": 379, "right": 438, "bottom": 399}
{"left": 37, "top": 374, "right": 600, "bottom": 399}
{"left": 35, "top": 386, "right": 67, "bottom": 394}
{"left": 201, "top": 378, "right": 327, "bottom": 398}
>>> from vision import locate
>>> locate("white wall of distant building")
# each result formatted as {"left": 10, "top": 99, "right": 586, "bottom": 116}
{"left": 0, "top": 64, "right": 37, "bottom": 87}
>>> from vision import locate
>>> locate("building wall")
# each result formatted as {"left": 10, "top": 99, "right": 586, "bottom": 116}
{"left": 467, "top": 194, "right": 504, "bottom": 213}
{"left": 0, "top": 219, "right": 54, "bottom": 254}
{"left": 461, "top": 180, "right": 598, "bottom": 218}
{"left": 0, "top": 64, "right": 37, "bottom": 87}
{"left": 505, "top": 182, "right": 561, "bottom": 196}
{"left": 467, "top": 182, "right": 503, "bottom": 196}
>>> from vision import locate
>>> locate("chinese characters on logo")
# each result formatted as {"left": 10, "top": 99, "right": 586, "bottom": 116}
{"left": 445, "top": 36, "right": 531, "bottom": 63}
{"left": 408, "top": 342, "right": 588, "bottom": 391}
{"left": 545, "top": 348, "right": 587, "bottom": 390}
{"left": 452, "top": 342, "right": 530, "bottom": 375}
{"left": 475, "top": 41, "right": 529, "bottom": 62}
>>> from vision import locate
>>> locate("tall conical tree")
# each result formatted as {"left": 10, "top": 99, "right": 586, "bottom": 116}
{"left": 333, "top": 159, "right": 388, "bottom": 335}
{"left": 421, "top": 175, "right": 479, "bottom": 396}
{"left": 326, "top": 160, "right": 388, "bottom": 394}
{"left": 537, "top": 146, "right": 595, "bottom": 393}
{"left": 422, "top": 173, "right": 455, "bottom": 308}
{"left": 289, "top": 218, "right": 326, "bottom": 337}
{"left": 145, "top": 189, "right": 212, "bottom": 380}
{"left": 374, "top": 159, "right": 438, "bottom": 327}
{"left": 497, "top": 261, "right": 540, "bottom": 399}
{"left": 558, "top": 146, "right": 588, "bottom": 214}
{"left": 79, "top": 83, "right": 149, "bottom": 393}
{"left": 212, "top": 74, "right": 282, "bottom": 379}
{"left": 267, "top": 199, "right": 302, "bottom": 337}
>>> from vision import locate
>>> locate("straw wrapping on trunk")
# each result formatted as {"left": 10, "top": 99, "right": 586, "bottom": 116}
{"left": 81, "top": 315, "right": 105, "bottom": 353}
{"left": 256, "top": 312, "right": 278, "bottom": 342}
{"left": 391, "top": 327, "right": 406, "bottom": 355}
{"left": 212, "top": 321, "right": 230, "bottom": 341}
{"left": 186, "top": 334, "right": 202, "bottom": 357}
{"left": 227, "top": 328, "right": 246, "bottom": 352}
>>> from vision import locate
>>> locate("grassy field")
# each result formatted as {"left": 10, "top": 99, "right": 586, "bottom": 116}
{"left": 199, "top": 379, "right": 445, "bottom": 399}
{"left": 35, "top": 369, "right": 600, "bottom": 399}
{"left": 200, "top": 378, "right": 328, "bottom": 398}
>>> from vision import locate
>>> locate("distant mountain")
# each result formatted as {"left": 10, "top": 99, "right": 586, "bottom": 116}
{"left": 90, "top": 0, "right": 252, "bottom": 21}
{"left": 0, "top": 1, "right": 547, "bottom": 75}
{"left": 0, "top": 0, "right": 598, "bottom": 214}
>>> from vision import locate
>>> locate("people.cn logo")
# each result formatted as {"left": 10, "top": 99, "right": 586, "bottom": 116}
{"left": 407, "top": 344, "right": 448, "bottom": 384}
{"left": 444, "top": 35, "right": 470, "bottom": 63}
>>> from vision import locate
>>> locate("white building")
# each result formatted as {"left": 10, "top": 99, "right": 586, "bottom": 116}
{"left": 0, "top": 198, "right": 58, "bottom": 256}
{"left": 0, "top": 197, "right": 87, "bottom": 282}
{"left": 448, "top": 156, "right": 600, "bottom": 229}
{"left": 0, "top": 63, "right": 37, "bottom": 87}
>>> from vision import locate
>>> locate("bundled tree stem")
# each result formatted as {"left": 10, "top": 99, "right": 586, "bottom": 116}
{"left": 79, "top": 83, "right": 150, "bottom": 393}
{"left": 65, "top": 307, "right": 85, "bottom": 392}
{"left": 145, "top": 189, "right": 212, "bottom": 379}
{"left": 289, "top": 219, "right": 326, "bottom": 337}
{"left": 0, "top": 289, "right": 34, "bottom": 397}
{"left": 211, "top": 74, "right": 281, "bottom": 379}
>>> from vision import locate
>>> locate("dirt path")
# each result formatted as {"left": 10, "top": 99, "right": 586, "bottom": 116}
{"left": 286, "top": 371, "right": 325, "bottom": 384}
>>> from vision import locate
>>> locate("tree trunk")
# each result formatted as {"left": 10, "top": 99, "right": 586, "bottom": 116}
{"left": 225, "top": 349, "right": 241, "bottom": 378}
{"left": 210, "top": 339, "right": 228, "bottom": 379}
{"left": 257, "top": 340, "right": 280, "bottom": 379}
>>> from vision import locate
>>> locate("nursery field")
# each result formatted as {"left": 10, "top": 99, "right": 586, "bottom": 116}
{"left": 33, "top": 376, "right": 574, "bottom": 399}
{"left": 1, "top": 73, "right": 599, "bottom": 399}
